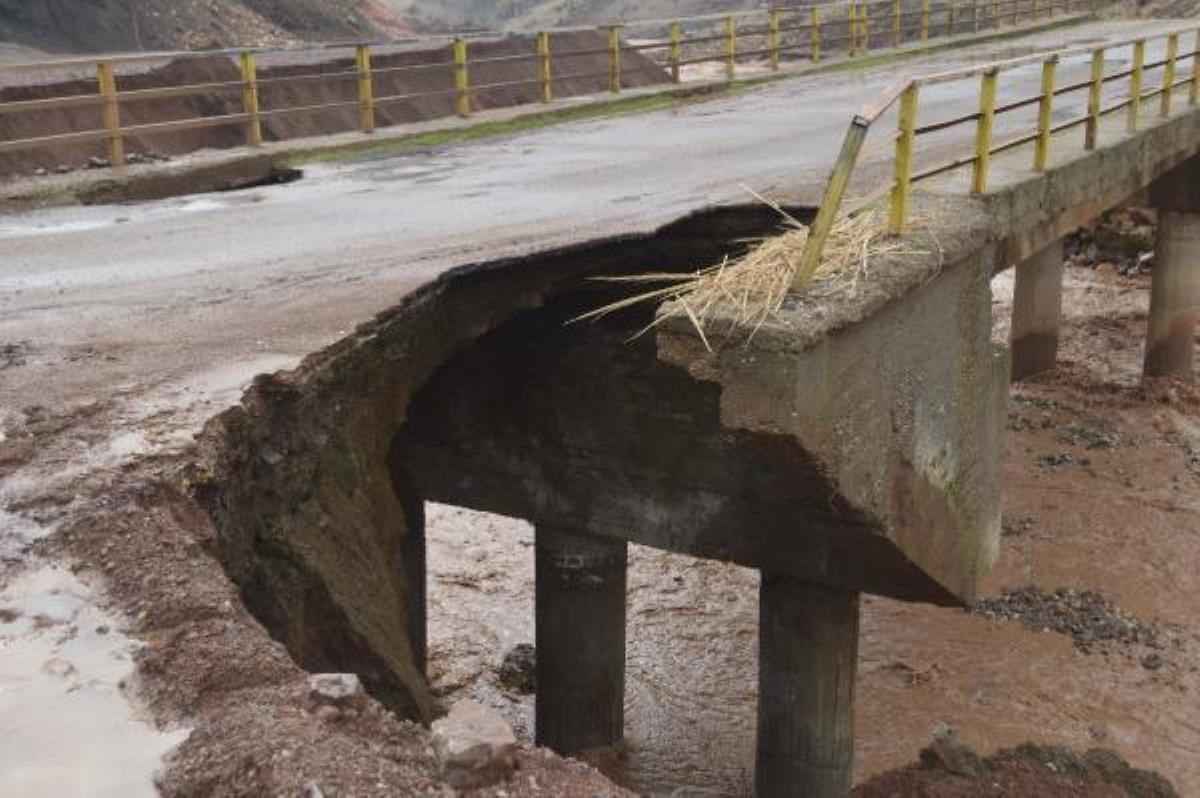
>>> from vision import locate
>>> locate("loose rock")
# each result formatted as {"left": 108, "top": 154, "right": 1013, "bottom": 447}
{"left": 431, "top": 700, "right": 518, "bottom": 789}
{"left": 308, "top": 673, "right": 365, "bottom": 708}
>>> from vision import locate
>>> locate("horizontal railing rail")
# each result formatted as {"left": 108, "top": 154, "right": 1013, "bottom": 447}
{"left": 0, "top": 0, "right": 1094, "bottom": 172}
{"left": 792, "top": 20, "right": 1200, "bottom": 290}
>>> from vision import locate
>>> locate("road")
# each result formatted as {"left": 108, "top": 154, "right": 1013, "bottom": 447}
{"left": 0, "top": 16, "right": 1188, "bottom": 796}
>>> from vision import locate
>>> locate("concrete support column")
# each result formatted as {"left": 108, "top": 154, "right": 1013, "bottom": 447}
{"left": 535, "top": 525, "right": 627, "bottom": 753}
{"left": 1010, "top": 238, "right": 1065, "bottom": 381}
{"left": 756, "top": 573, "right": 859, "bottom": 798}
{"left": 401, "top": 494, "right": 427, "bottom": 677}
{"left": 1144, "top": 209, "right": 1200, "bottom": 379}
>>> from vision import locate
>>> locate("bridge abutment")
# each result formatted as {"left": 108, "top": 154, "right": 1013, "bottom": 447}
{"left": 1010, "top": 238, "right": 1065, "bottom": 381}
{"left": 756, "top": 574, "right": 859, "bottom": 798}
{"left": 534, "top": 525, "right": 627, "bottom": 754}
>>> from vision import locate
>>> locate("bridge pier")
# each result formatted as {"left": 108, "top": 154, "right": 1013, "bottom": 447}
{"left": 1010, "top": 238, "right": 1064, "bottom": 381}
{"left": 1146, "top": 158, "right": 1200, "bottom": 380}
{"left": 534, "top": 525, "right": 627, "bottom": 753}
{"left": 756, "top": 573, "right": 859, "bottom": 798}
{"left": 1144, "top": 211, "right": 1200, "bottom": 380}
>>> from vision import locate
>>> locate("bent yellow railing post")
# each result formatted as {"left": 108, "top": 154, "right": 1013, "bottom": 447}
{"left": 1127, "top": 39, "right": 1145, "bottom": 132}
{"left": 769, "top": 9, "right": 782, "bottom": 70}
{"left": 1085, "top": 49, "right": 1103, "bottom": 149}
{"left": 972, "top": 69, "right": 998, "bottom": 194}
{"left": 453, "top": 38, "right": 470, "bottom": 117}
{"left": 355, "top": 44, "right": 375, "bottom": 134}
{"left": 893, "top": 0, "right": 902, "bottom": 48}
{"left": 920, "top": 0, "right": 930, "bottom": 41}
{"left": 670, "top": 21, "right": 682, "bottom": 83}
{"left": 537, "top": 32, "right": 553, "bottom": 103}
{"left": 811, "top": 8, "right": 822, "bottom": 62}
{"left": 1162, "top": 33, "right": 1178, "bottom": 117}
{"left": 96, "top": 61, "right": 125, "bottom": 168}
{"left": 725, "top": 16, "right": 737, "bottom": 79}
{"left": 608, "top": 26, "right": 622, "bottom": 93}
{"left": 239, "top": 51, "right": 262, "bottom": 147}
{"left": 889, "top": 83, "right": 919, "bottom": 234}
{"left": 793, "top": 116, "right": 872, "bottom": 290}
{"left": 1034, "top": 56, "right": 1057, "bottom": 171}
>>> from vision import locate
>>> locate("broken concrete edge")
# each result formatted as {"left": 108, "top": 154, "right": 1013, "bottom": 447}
{"left": 0, "top": 14, "right": 1092, "bottom": 214}
{"left": 185, "top": 203, "right": 786, "bottom": 726}
{"left": 656, "top": 198, "right": 1005, "bottom": 605}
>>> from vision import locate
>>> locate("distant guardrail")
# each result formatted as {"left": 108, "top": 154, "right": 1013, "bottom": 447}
{"left": 0, "top": 0, "right": 1092, "bottom": 172}
{"left": 792, "top": 19, "right": 1200, "bottom": 289}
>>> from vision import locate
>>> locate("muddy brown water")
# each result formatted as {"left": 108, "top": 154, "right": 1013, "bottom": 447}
{"left": 426, "top": 261, "right": 1200, "bottom": 796}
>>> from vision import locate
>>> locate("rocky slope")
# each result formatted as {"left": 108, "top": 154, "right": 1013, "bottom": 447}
{"left": 0, "top": 0, "right": 409, "bottom": 54}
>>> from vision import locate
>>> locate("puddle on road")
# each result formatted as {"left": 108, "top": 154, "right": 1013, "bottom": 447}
{"left": 0, "top": 565, "right": 188, "bottom": 797}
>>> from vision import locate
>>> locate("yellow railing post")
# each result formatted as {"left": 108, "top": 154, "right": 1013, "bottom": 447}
{"left": 849, "top": 3, "right": 858, "bottom": 56}
{"left": 670, "top": 21, "right": 683, "bottom": 83}
{"left": 725, "top": 16, "right": 737, "bottom": 79}
{"left": 1085, "top": 49, "right": 1103, "bottom": 149}
{"left": 861, "top": 3, "right": 870, "bottom": 51}
{"left": 972, "top": 0, "right": 980, "bottom": 32}
{"left": 537, "top": 31, "right": 553, "bottom": 103}
{"left": 949, "top": 0, "right": 957, "bottom": 35}
{"left": 96, "top": 61, "right": 125, "bottom": 168}
{"left": 1161, "top": 33, "right": 1178, "bottom": 117}
{"left": 889, "top": 83, "right": 919, "bottom": 234}
{"left": 769, "top": 9, "right": 781, "bottom": 70}
{"left": 992, "top": 0, "right": 999, "bottom": 26}
{"left": 453, "top": 38, "right": 470, "bottom": 117}
{"left": 355, "top": 44, "right": 375, "bottom": 134}
{"left": 1034, "top": 56, "right": 1057, "bottom": 171}
{"left": 1192, "top": 31, "right": 1200, "bottom": 105}
{"left": 811, "top": 8, "right": 822, "bottom": 62}
{"left": 972, "top": 69, "right": 998, "bottom": 194}
{"left": 608, "top": 26, "right": 622, "bottom": 93}
{"left": 893, "top": 0, "right": 902, "bottom": 47}
{"left": 239, "top": 51, "right": 262, "bottom": 147}
{"left": 920, "top": 0, "right": 930, "bottom": 41}
{"left": 1127, "top": 38, "right": 1145, "bottom": 132}
{"left": 793, "top": 117, "right": 871, "bottom": 290}
{"left": 1012, "top": 0, "right": 1020, "bottom": 26}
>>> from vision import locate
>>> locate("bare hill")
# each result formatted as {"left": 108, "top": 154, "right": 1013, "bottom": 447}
{"left": 0, "top": 0, "right": 410, "bottom": 55}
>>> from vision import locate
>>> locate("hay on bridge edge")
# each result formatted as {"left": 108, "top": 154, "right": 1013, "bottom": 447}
{"left": 577, "top": 198, "right": 930, "bottom": 350}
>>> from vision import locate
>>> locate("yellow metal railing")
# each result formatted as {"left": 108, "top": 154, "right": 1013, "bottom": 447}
{"left": 794, "top": 22, "right": 1200, "bottom": 289}
{"left": 0, "top": 0, "right": 1093, "bottom": 168}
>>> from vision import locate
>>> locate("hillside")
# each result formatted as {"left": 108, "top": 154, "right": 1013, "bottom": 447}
{"left": 0, "top": 0, "right": 409, "bottom": 55}
{"left": 391, "top": 0, "right": 772, "bottom": 33}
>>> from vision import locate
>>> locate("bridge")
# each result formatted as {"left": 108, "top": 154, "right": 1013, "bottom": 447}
{"left": 3, "top": 7, "right": 1199, "bottom": 797}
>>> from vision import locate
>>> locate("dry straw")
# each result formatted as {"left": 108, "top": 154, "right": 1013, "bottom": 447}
{"left": 578, "top": 191, "right": 928, "bottom": 350}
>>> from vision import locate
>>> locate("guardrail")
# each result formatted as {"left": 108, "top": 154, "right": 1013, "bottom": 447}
{"left": 794, "top": 21, "right": 1200, "bottom": 289}
{"left": 0, "top": 0, "right": 1090, "bottom": 171}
